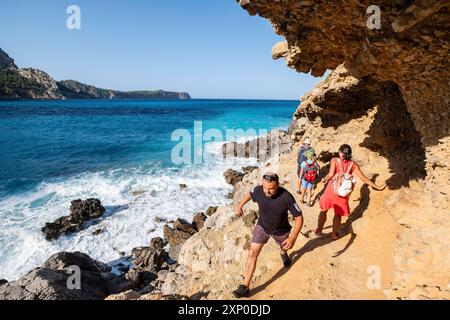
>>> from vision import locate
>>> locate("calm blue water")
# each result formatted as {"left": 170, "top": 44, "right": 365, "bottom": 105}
{"left": 0, "top": 99, "right": 296, "bottom": 198}
{"left": 0, "top": 99, "right": 298, "bottom": 280}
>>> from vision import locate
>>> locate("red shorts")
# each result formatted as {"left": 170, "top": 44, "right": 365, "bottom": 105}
{"left": 251, "top": 224, "right": 290, "bottom": 246}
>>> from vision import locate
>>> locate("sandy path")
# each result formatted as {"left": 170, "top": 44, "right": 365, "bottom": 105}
{"left": 248, "top": 156, "right": 398, "bottom": 300}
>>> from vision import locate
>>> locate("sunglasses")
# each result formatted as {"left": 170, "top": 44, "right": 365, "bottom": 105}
{"left": 263, "top": 175, "right": 279, "bottom": 182}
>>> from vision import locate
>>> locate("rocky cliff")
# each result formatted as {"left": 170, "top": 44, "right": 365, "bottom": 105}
{"left": 148, "top": 1, "right": 449, "bottom": 300}
{"left": 0, "top": 49, "right": 191, "bottom": 100}
{"left": 233, "top": 0, "right": 449, "bottom": 299}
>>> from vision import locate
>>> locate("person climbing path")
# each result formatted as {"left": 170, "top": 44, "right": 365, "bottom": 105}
{"left": 232, "top": 173, "right": 304, "bottom": 298}
{"left": 298, "top": 149, "right": 320, "bottom": 207}
{"left": 311, "top": 144, "right": 387, "bottom": 240}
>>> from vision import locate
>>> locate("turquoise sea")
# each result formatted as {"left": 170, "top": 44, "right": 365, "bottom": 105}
{"left": 0, "top": 99, "right": 298, "bottom": 280}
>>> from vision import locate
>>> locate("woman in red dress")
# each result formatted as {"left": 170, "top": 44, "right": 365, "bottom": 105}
{"left": 313, "top": 145, "right": 386, "bottom": 240}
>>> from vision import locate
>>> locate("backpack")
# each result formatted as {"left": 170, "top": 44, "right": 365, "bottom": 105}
{"left": 332, "top": 158, "right": 356, "bottom": 197}
{"left": 298, "top": 146, "right": 313, "bottom": 165}
{"left": 303, "top": 162, "right": 318, "bottom": 182}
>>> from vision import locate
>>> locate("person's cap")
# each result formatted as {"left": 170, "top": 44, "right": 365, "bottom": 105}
{"left": 303, "top": 137, "right": 311, "bottom": 145}
{"left": 262, "top": 172, "right": 279, "bottom": 183}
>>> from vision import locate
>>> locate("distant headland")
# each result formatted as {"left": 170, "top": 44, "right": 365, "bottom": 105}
{"left": 0, "top": 49, "right": 191, "bottom": 100}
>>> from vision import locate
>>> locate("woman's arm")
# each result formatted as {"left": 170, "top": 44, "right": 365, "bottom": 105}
{"left": 353, "top": 163, "right": 387, "bottom": 191}
{"left": 299, "top": 167, "right": 304, "bottom": 179}
{"left": 323, "top": 158, "right": 336, "bottom": 183}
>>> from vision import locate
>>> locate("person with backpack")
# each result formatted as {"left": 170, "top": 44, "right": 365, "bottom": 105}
{"left": 296, "top": 137, "right": 313, "bottom": 193}
{"left": 298, "top": 149, "right": 320, "bottom": 207}
{"left": 311, "top": 144, "right": 387, "bottom": 240}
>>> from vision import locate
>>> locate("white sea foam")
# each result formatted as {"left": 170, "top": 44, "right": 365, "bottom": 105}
{"left": 0, "top": 147, "right": 258, "bottom": 281}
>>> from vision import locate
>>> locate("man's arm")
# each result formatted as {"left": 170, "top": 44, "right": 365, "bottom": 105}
{"left": 282, "top": 215, "right": 303, "bottom": 250}
{"left": 236, "top": 192, "right": 252, "bottom": 217}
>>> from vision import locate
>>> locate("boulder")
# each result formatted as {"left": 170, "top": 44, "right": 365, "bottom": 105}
{"left": 131, "top": 237, "right": 169, "bottom": 274}
{"left": 192, "top": 212, "right": 207, "bottom": 231}
{"left": 173, "top": 219, "right": 196, "bottom": 234}
{"left": 223, "top": 169, "right": 244, "bottom": 185}
{"left": 41, "top": 199, "right": 106, "bottom": 241}
{"left": 163, "top": 219, "right": 196, "bottom": 248}
{"left": 0, "top": 252, "right": 112, "bottom": 300}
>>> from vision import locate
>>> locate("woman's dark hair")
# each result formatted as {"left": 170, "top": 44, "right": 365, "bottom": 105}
{"left": 339, "top": 144, "right": 352, "bottom": 161}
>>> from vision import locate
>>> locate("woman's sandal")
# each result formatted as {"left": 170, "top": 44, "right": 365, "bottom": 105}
{"left": 331, "top": 233, "right": 339, "bottom": 240}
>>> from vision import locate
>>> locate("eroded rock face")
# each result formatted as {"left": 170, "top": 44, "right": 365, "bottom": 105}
{"left": 241, "top": 0, "right": 449, "bottom": 191}
{"left": 223, "top": 169, "right": 245, "bottom": 186}
{"left": 236, "top": 0, "right": 449, "bottom": 299}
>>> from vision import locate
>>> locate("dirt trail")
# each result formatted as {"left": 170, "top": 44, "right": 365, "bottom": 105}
{"left": 248, "top": 154, "right": 399, "bottom": 300}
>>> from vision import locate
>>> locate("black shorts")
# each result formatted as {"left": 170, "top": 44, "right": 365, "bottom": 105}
{"left": 251, "top": 224, "right": 290, "bottom": 247}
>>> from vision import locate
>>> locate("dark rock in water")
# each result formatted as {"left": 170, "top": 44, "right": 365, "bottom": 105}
{"left": 243, "top": 211, "right": 259, "bottom": 228}
{"left": 192, "top": 212, "right": 207, "bottom": 231}
{"left": 179, "top": 184, "right": 187, "bottom": 190}
{"left": 0, "top": 279, "right": 7, "bottom": 286}
{"left": 42, "top": 199, "right": 106, "bottom": 241}
{"left": 242, "top": 166, "right": 259, "bottom": 175}
{"left": 205, "top": 206, "right": 218, "bottom": 216}
{"left": 0, "top": 252, "right": 112, "bottom": 300}
{"left": 154, "top": 216, "right": 167, "bottom": 223}
{"left": 91, "top": 228, "right": 103, "bottom": 236}
{"left": 223, "top": 169, "right": 244, "bottom": 185}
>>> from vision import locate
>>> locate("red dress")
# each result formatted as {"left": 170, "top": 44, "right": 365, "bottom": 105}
{"left": 319, "top": 158, "right": 356, "bottom": 217}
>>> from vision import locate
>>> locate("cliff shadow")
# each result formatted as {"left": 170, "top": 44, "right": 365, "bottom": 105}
{"left": 359, "top": 84, "right": 426, "bottom": 189}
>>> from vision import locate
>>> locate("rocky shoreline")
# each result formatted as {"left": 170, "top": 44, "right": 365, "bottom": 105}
{"left": 0, "top": 132, "right": 282, "bottom": 300}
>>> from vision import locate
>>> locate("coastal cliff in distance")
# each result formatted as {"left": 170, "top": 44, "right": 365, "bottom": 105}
{"left": 0, "top": 49, "right": 191, "bottom": 100}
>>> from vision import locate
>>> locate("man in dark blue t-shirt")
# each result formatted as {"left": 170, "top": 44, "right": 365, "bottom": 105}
{"left": 232, "top": 172, "right": 303, "bottom": 298}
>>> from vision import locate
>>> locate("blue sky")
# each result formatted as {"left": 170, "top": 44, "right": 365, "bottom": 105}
{"left": 0, "top": 0, "right": 323, "bottom": 99}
